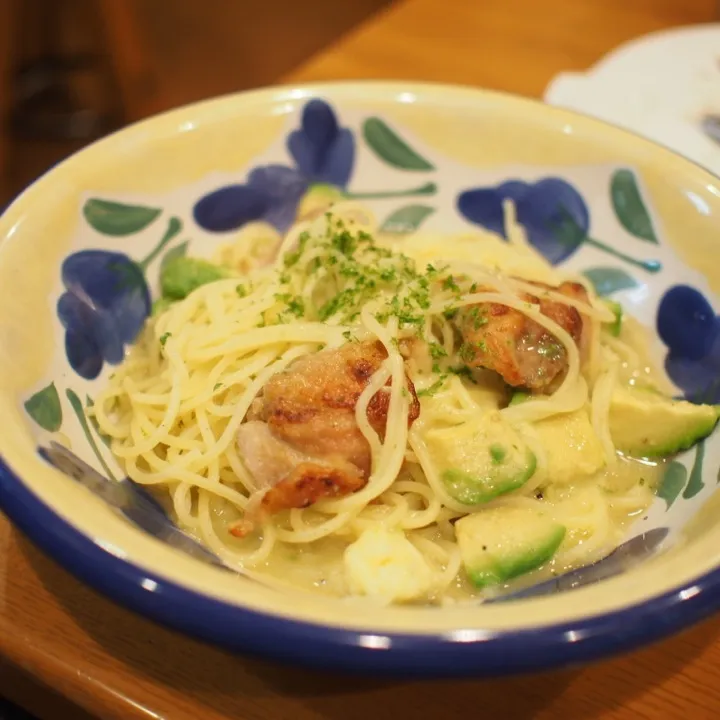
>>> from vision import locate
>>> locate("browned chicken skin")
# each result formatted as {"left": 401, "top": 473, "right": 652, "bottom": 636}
{"left": 456, "top": 280, "right": 590, "bottom": 392}
{"left": 260, "top": 462, "right": 368, "bottom": 514}
{"left": 233, "top": 341, "right": 420, "bottom": 531}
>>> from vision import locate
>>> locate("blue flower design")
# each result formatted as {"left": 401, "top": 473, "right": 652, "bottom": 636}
{"left": 457, "top": 177, "right": 662, "bottom": 273}
{"left": 657, "top": 284, "right": 720, "bottom": 403}
{"left": 457, "top": 178, "right": 589, "bottom": 265}
{"left": 193, "top": 98, "right": 354, "bottom": 233}
{"left": 58, "top": 251, "right": 150, "bottom": 379}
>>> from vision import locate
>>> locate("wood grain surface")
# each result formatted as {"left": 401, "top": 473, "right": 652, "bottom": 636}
{"left": 284, "top": 0, "right": 716, "bottom": 96}
{"left": 2, "top": 1, "right": 720, "bottom": 718}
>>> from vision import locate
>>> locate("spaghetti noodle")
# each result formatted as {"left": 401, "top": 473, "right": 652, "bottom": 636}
{"left": 91, "top": 201, "right": 671, "bottom": 605}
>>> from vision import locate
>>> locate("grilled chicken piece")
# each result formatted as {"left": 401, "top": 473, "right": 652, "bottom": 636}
{"left": 260, "top": 463, "right": 368, "bottom": 514}
{"left": 234, "top": 420, "right": 365, "bottom": 512}
{"left": 233, "top": 341, "right": 420, "bottom": 529}
{"left": 456, "top": 281, "right": 590, "bottom": 392}
{"left": 258, "top": 339, "right": 416, "bottom": 476}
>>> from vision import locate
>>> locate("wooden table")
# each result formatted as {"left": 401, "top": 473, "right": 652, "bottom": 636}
{"left": 2, "top": 1, "right": 719, "bottom": 718}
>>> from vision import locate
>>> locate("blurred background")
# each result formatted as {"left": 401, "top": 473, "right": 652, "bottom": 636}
{"left": 0, "top": 0, "right": 393, "bottom": 207}
{"left": 3, "top": 2, "right": 720, "bottom": 720}
{"left": 0, "top": 0, "right": 716, "bottom": 208}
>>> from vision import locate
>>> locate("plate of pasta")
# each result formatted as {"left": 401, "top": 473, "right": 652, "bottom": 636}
{"left": 2, "top": 82, "right": 720, "bottom": 676}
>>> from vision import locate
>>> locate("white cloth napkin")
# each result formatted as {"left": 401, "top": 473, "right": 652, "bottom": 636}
{"left": 544, "top": 24, "right": 720, "bottom": 176}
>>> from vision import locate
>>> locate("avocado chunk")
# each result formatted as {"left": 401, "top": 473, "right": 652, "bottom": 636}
{"left": 160, "top": 256, "right": 232, "bottom": 301}
{"left": 508, "top": 390, "right": 531, "bottom": 406}
{"left": 609, "top": 385, "right": 720, "bottom": 457}
{"left": 455, "top": 506, "right": 566, "bottom": 588}
{"left": 296, "top": 183, "right": 345, "bottom": 220}
{"left": 152, "top": 297, "right": 175, "bottom": 316}
{"left": 425, "top": 411, "right": 536, "bottom": 505}
{"left": 604, "top": 299, "right": 623, "bottom": 337}
{"left": 533, "top": 409, "right": 606, "bottom": 484}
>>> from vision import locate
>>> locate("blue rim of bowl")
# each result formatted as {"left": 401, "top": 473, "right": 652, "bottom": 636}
{"left": 2, "top": 453, "right": 720, "bottom": 677}
{"left": 3, "top": 80, "right": 720, "bottom": 676}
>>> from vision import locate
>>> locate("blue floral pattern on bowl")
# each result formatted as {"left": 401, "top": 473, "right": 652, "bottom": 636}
{"left": 57, "top": 208, "right": 183, "bottom": 379}
{"left": 58, "top": 251, "right": 151, "bottom": 379}
{"left": 458, "top": 178, "right": 589, "bottom": 264}
{"left": 457, "top": 175, "right": 661, "bottom": 273}
{"left": 194, "top": 100, "right": 354, "bottom": 233}
{"left": 658, "top": 285, "right": 720, "bottom": 403}
{"left": 193, "top": 99, "right": 438, "bottom": 234}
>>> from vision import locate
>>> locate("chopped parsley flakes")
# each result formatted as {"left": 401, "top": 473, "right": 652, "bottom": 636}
{"left": 417, "top": 376, "right": 448, "bottom": 397}
{"left": 458, "top": 340, "right": 486, "bottom": 363}
{"left": 467, "top": 305, "right": 488, "bottom": 329}
{"left": 429, "top": 343, "right": 447, "bottom": 359}
{"left": 450, "top": 365, "right": 477, "bottom": 383}
{"left": 258, "top": 218, "right": 497, "bottom": 381}
{"left": 274, "top": 292, "right": 305, "bottom": 320}
{"left": 283, "top": 231, "right": 311, "bottom": 268}
{"left": 274, "top": 218, "right": 434, "bottom": 331}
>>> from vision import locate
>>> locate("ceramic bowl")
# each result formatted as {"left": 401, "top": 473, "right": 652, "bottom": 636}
{"left": 2, "top": 82, "right": 720, "bottom": 677}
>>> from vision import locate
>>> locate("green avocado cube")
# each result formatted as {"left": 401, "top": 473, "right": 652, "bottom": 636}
{"left": 425, "top": 411, "right": 537, "bottom": 505}
{"left": 160, "top": 256, "right": 232, "bottom": 301}
{"left": 609, "top": 385, "right": 720, "bottom": 457}
{"left": 455, "top": 506, "right": 566, "bottom": 588}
